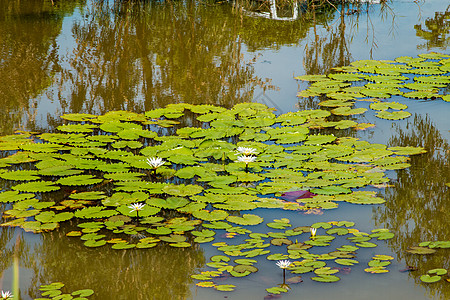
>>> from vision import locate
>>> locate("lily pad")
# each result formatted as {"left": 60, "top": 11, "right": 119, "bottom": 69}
{"left": 227, "top": 214, "right": 263, "bottom": 226}
{"left": 420, "top": 274, "right": 441, "bottom": 283}
{"left": 311, "top": 275, "right": 340, "bottom": 282}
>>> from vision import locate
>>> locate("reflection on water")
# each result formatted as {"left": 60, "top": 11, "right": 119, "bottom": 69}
{"left": 0, "top": 0, "right": 450, "bottom": 299}
{"left": 60, "top": 0, "right": 257, "bottom": 112}
{"left": 0, "top": 0, "right": 85, "bottom": 134}
{"left": 415, "top": 4, "right": 450, "bottom": 50}
{"left": 235, "top": 0, "right": 300, "bottom": 21}
{"left": 28, "top": 228, "right": 205, "bottom": 299}
{"left": 374, "top": 114, "right": 450, "bottom": 299}
{"left": 0, "top": 0, "right": 340, "bottom": 134}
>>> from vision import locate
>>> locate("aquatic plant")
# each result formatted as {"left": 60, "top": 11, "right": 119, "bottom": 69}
{"left": 296, "top": 52, "right": 450, "bottom": 120}
{"left": 0, "top": 100, "right": 427, "bottom": 295}
{"left": 34, "top": 282, "right": 94, "bottom": 299}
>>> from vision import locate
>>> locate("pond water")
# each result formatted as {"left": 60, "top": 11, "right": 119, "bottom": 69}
{"left": 0, "top": 0, "right": 449, "bottom": 299}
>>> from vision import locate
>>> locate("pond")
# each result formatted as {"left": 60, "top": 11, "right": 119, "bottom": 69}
{"left": 0, "top": 0, "right": 449, "bottom": 299}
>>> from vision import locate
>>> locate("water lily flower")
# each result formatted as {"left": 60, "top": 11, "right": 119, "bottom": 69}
{"left": 236, "top": 155, "right": 257, "bottom": 172}
{"left": 276, "top": 260, "right": 292, "bottom": 269}
{"left": 146, "top": 157, "right": 166, "bottom": 169}
{"left": 310, "top": 227, "right": 317, "bottom": 237}
{"left": 236, "top": 155, "right": 257, "bottom": 164}
{"left": 1, "top": 291, "right": 13, "bottom": 300}
{"left": 128, "top": 202, "right": 146, "bottom": 213}
{"left": 236, "top": 146, "right": 258, "bottom": 156}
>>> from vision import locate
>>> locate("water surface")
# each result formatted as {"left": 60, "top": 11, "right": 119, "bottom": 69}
{"left": 0, "top": 0, "right": 449, "bottom": 299}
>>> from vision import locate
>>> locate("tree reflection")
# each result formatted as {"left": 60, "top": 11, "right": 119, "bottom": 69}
{"left": 27, "top": 226, "right": 205, "bottom": 299}
{"left": 298, "top": 5, "right": 350, "bottom": 111}
{"left": 0, "top": 0, "right": 84, "bottom": 135}
{"left": 56, "top": 0, "right": 258, "bottom": 116}
{"left": 45, "top": 0, "right": 343, "bottom": 129}
{"left": 415, "top": 4, "right": 450, "bottom": 50}
{"left": 374, "top": 114, "right": 450, "bottom": 299}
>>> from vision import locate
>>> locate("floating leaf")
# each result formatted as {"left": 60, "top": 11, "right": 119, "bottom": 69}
{"left": 388, "top": 146, "right": 426, "bottom": 155}
{"left": 428, "top": 269, "right": 447, "bottom": 276}
{"left": 406, "top": 246, "right": 436, "bottom": 255}
{"left": 163, "top": 184, "right": 203, "bottom": 197}
{"left": 364, "top": 267, "right": 389, "bottom": 274}
{"left": 0, "top": 170, "right": 40, "bottom": 181}
{"left": 311, "top": 275, "right": 340, "bottom": 282}
{"left": 72, "top": 289, "right": 94, "bottom": 297}
{"left": 12, "top": 181, "right": 60, "bottom": 193}
{"left": 331, "top": 107, "right": 367, "bottom": 116}
{"left": 420, "top": 274, "right": 441, "bottom": 283}
{"left": 84, "top": 239, "right": 106, "bottom": 248}
{"left": 370, "top": 102, "right": 408, "bottom": 111}
{"left": 56, "top": 175, "right": 103, "bottom": 186}
{"left": 265, "top": 287, "right": 288, "bottom": 294}
{"left": 214, "top": 284, "right": 236, "bottom": 292}
{"left": 0, "top": 191, "right": 35, "bottom": 203}
{"left": 368, "top": 260, "right": 391, "bottom": 267}
{"left": 355, "top": 241, "right": 377, "bottom": 248}
{"left": 335, "top": 259, "right": 359, "bottom": 266}
{"left": 193, "top": 210, "right": 229, "bottom": 221}
{"left": 39, "top": 282, "right": 65, "bottom": 291}
{"left": 227, "top": 214, "right": 263, "bottom": 226}
{"left": 376, "top": 111, "right": 411, "bottom": 120}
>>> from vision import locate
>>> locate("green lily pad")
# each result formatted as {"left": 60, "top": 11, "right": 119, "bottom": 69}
{"left": 12, "top": 181, "right": 60, "bottom": 193}
{"left": 71, "top": 289, "right": 94, "bottom": 297}
{"left": 420, "top": 274, "right": 441, "bottom": 283}
{"left": 370, "top": 102, "right": 408, "bottom": 111}
{"left": 39, "top": 282, "right": 65, "bottom": 291}
{"left": 406, "top": 246, "right": 437, "bottom": 255}
{"left": 227, "top": 214, "right": 263, "bottom": 226}
{"left": 0, "top": 170, "right": 40, "bottom": 181}
{"left": 335, "top": 259, "right": 359, "bottom": 266}
{"left": 368, "top": 260, "right": 391, "bottom": 267}
{"left": 193, "top": 210, "right": 229, "bottom": 221}
{"left": 56, "top": 175, "right": 103, "bottom": 186}
{"left": 376, "top": 111, "right": 411, "bottom": 120}
{"left": 427, "top": 268, "right": 447, "bottom": 276}
{"left": 84, "top": 239, "right": 106, "bottom": 248}
{"left": 311, "top": 275, "right": 340, "bottom": 282}
{"left": 214, "top": 284, "right": 236, "bottom": 292}
{"left": 0, "top": 191, "right": 35, "bottom": 203}
{"left": 355, "top": 242, "right": 377, "bottom": 248}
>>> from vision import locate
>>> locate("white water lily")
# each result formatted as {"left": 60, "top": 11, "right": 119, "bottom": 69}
{"left": 276, "top": 260, "right": 292, "bottom": 269}
{"left": 236, "top": 155, "right": 257, "bottom": 164}
{"left": 1, "top": 291, "right": 13, "bottom": 300}
{"left": 146, "top": 157, "right": 166, "bottom": 169}
{"left": 236, "top": 146, "right": 258, "bottom": 156}
{"left": 310, "top": 227, "right": 317, "bottom": 237}
{"left": 128, "top": 202, "right": 146, "bottom": 213}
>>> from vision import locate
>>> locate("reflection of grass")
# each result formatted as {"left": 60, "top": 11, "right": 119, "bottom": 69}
{"left": 375, "top": 114, "right": 450, "bottom": 300}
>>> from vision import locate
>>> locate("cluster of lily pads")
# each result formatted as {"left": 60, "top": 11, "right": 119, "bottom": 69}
{"left": 296, "top": 52, "right": 450, "bottom": 121}
{"left": 420, "top": 269, "right": 449, "bottom": 283}
{"left": 0, "top": 103, "right": 425, "bottom": 244}
{"left": 191, "top": 218, "right": 397, "bottom": 293}
{"left": 0, "top": 101, "right": 428, "bottom": 295}
{"left": 34, "top": 282, "right": 94, "bottom": 300}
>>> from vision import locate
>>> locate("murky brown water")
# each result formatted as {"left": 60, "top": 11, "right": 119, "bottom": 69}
{"left": 0, "top": 0, "right": 449, "bottom": 299}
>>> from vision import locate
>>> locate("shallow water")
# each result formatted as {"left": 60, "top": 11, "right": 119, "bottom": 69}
{"left": 0, "top": 0, "right": 449, "bottom": 299}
